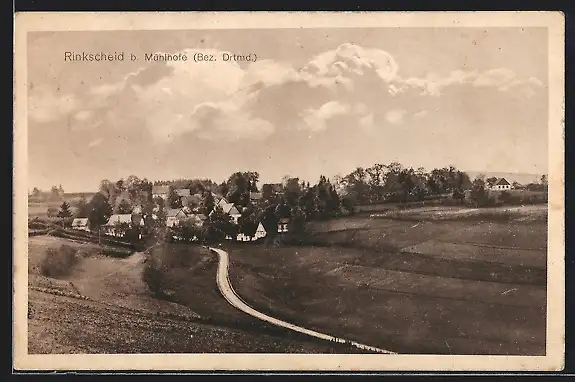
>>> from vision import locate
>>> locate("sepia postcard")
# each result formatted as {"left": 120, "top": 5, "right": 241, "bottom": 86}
{"left": 13, "top": 11, "right": 565, "bottom": 372}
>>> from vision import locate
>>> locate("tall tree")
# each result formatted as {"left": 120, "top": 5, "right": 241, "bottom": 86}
{"left": 205, "top": 206, "right": 237, "bottom": 242}
{"left": 75, "top": 196, "right": 91, "bottom": 218}
{"left": 470, "top": 175, "right": 490, "bottom": 207}
{"left": 117, "top": 199, "right": 133, "bottom": 214}
{"left": 49, "top": 186, "right": 61, "bottom": 201}
{"left": 200, "top": 191, "right": 216, "bottom": 215}
{"left": 283, "top": 177, "right": 302, "bottom": 207}
{"left": 218, "top": 181, "right": 229, "bottom": 198}
{"left": 87, "top": 192, "right": 112, "bottom": 231}
{"left": 226, "top": 172, "right": 252, "bottom": 207}
{"left": 167, "top": 187, "right": 182, "bottom": 209}
{"left": 57, "top": 201, "right": 72, "bottom": 218}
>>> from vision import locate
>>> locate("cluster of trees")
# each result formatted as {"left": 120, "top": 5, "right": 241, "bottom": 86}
{"left": 153, "top": 178, "right": 219, "bottom": 195}
{"left": 335, "top": 162, "right": 472, "bottom": 205}
{"left": 29, "top": 185, "right": 65, "bottom": 202}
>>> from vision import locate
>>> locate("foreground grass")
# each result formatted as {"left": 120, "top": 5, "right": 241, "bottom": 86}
{"left": 28, "top": 289, "right": 344, "bottom": 354}
{"left": 225, "top": 212, "right": 547, "bottom": 355}
{"left": 147, "top": 243, "right": 361, "bottom": 353}
{"left": 28, "top": 236, "right": 354, "bottom": 354}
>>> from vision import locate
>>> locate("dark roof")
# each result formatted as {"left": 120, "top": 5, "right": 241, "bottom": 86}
{"left": 496, "top": 178, "right": 511, "bottom": 186}
{"left": 278, "top": 217, "right": 290, "bottom": 224}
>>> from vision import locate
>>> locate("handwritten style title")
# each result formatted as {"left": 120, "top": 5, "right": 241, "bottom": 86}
{"left": 63, "top": 51, "right": 258, "bottom": 63}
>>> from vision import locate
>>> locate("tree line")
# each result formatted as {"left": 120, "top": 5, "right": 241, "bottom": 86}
{"left": 42, "top": 165, "right": 548, "bottom": 243}
{"left": 334, "top": 162, "right": 472, "bottom": 205}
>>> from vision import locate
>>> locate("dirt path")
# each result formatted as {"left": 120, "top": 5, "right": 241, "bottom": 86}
{"left": 209, "top": 246, "right": 396, "bottom": 354}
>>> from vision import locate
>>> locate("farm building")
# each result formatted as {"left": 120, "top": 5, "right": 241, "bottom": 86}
{"left": 491, "top": 178, "right": 513, "bottom": 191}
{"left": 210, "top": 200, "right": 242, "bottom": 224}
{"left": 71, "top": 217, "right": 89, "bottom": 232}
{"left": 236, "top": 222, "right": 267, "bottom": 242}
{"left": 165, "top": 208, "right": 190, "bottom": 227}
{"left": 102, "top": 213, "right": 144, "bottom": 237}
{"left": 255, "top": 222, "right": 267, "bottom": 239}
{"left": 277, "top": 218, "right": 290, "bottom": 233}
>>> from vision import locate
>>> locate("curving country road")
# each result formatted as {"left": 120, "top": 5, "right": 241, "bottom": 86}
{"left": 209, "top": 246, "right": 396, "bottom": 354}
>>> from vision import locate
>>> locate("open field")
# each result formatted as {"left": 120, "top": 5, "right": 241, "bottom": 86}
{"left": 27, "top": 236, "right": 354, "bottom": 353}
{"left": 354, "top": 191, "right": 547, "bottom": 214}
{"left": 224, "top": 205, "right": 548, "bottom": 355}
{"left": 28, "top": 193, "right": 93, "bottom": 218}
{"left": 28, "top": 202, "right": 79, "bottom": 219}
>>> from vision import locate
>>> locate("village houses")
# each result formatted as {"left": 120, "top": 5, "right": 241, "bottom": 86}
{"left": 211, "top": 198, "right": 242, "bottom": 224}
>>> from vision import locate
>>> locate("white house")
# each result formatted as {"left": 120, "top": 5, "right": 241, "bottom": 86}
{"left": 165, "top": 208, "right": 189, "bottom": 227}
{"left": 210, "top": 200, "right": 242, "bottom": 224}
{"left": 102, "top": 214, "right": 139, "bottom": 237}
{"left": 254, "top": 222, "right": 267, "bottom": 240}
{"left": 71, "top": 217, "right": 89, "bottom": 232}
{"left": 490, "top": 178, "right": 513, "bottom": 191}
{"left": 277, "top": 217, "right": 290, "bottom": 233}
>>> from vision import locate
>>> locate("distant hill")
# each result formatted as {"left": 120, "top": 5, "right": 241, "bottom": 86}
{"left": 465, "top": 171, "right": 545, "bottom": 185}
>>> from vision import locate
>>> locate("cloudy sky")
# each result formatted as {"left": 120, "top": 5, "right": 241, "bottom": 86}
{"left": 27, "top": 27, "right": 548, "bottom": 192}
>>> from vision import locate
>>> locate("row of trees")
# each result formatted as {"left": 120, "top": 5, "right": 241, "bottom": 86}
{"left": 29, "top": 185, "right": 65, "bottom": 202}
{"left": 335, "top": 162, "right": 473, "bottom": 205}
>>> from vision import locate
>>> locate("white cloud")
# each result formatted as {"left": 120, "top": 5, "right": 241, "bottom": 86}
{"left": 395, "top": 68, "right": 542, "bottom": 97}
{"left": 473, "top": 68, "right": 516, "bottom": 87}
{"left": 48, "top": 43, "right": 543, "bottom": 146}
{"left": 385, "top": 109, "right": 406, "bottom": 125}
{"left": 301, "top": 101, "right": 351, "bottom": 132}
{"left": 302, "top": 43, "right": 399, "bottom": 82}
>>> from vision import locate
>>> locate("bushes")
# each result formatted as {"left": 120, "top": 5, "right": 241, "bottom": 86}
{"left": 142, "top": 256, "right": 167, "bottom": 297}
{"left": 40, "top": 244, "right": 79, "bottom": 278}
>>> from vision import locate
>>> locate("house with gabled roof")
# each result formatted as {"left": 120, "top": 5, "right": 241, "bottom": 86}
{"left": 490, "top": 177, "right": 513, "bottom": 191}
{"left": 71, "top": 217, "right": 89, "bottom": 232}
{"left": 209, "top": 200, "right": 242, "bottom": 224}
{"left": 165, "top": 208, "right": 190, "bottom": 227}
{"left": 102, "top": 213, "right": 143, "bottom": 237}
{"left": 254, "top": 222, "right": 267, "bottom": 240}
